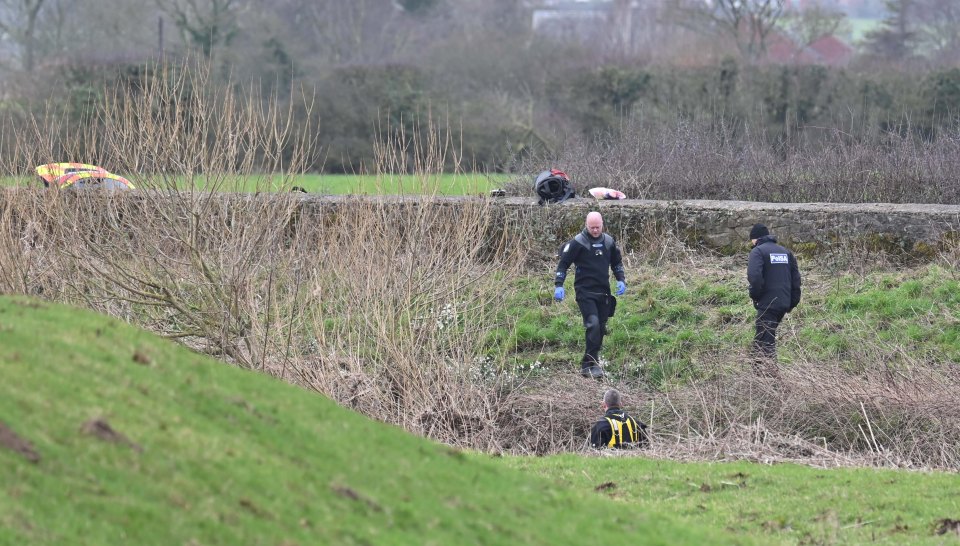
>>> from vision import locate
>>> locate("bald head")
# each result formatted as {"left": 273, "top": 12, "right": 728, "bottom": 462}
{"left": 585, "top": 211, "right": 603, "bottom": 238}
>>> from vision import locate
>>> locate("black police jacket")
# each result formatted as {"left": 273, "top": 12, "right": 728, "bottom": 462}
{"left": 555, "top": 229, "right": 625, "bottom": 296}
{"left": 747, "top": 235, "right": 801, "bottom": 312}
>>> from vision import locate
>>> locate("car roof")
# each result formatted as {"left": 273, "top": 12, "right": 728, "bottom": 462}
{"left": 56, "top": 171, "right": 134, "bottom": 190}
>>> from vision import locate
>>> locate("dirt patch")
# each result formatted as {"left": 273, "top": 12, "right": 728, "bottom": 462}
{"left": 935, "top": 518, "right": 960, "bottom": 536}
{"left": 132, "top": 349, "right": 152, "bottom": 365}
{"left": 594, "top": 481, "right": 617, "bottom": 492}
{"left": 238, "top": 498, "right": 273, "bottom": 520}
{"left": 331, "top": 484, "right": 382, "bottom": 512}
{"left": 81, "top": 418, "right": 143, "bottom": 453}
{"left": 0, "top": 421, "right": 40, "bottom": 463}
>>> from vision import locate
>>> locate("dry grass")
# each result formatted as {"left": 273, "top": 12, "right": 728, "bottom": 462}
{"left": 508, "top": 113, "right": 960, "bottom": 204}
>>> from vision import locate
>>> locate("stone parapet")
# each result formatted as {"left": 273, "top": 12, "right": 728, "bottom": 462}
{"left": 5, "top": 189, "right": 958, "bottom": 258}
{"left": 300, "top": 196, "right": 960, "bottom": 257}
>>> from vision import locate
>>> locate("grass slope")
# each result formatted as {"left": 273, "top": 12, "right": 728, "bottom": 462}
{"left": 496, "top": 263, "right": 960, "bottom": 384}
{"left": 0, "top": 296, "right": 736, "bottom": 546}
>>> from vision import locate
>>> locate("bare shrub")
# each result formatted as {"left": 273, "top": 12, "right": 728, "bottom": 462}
{"left": 0, "top": 60, "right": 537, "bottom": 449}
{"left": 508, "top": 112, "right": 960, "bottom": 205}
{"left": 0, "top": 61, "right": 318, "bottom": 370}
{"left": 285, "top": 193, "right": 530, "bottom": 440}
{"left": 646, "top": 350, "right": 960, "bottom": 470}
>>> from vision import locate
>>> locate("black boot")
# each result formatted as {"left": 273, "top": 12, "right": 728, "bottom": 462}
{"left": 580, "top": 365, "right": 604, "bottom": 379}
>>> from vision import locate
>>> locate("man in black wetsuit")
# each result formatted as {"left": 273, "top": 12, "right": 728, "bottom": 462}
{"left": 554, "top": 211, "right": 626, "bottom": 379}
{"left": 747, "top": 223, "right": 802, "bottom": 376}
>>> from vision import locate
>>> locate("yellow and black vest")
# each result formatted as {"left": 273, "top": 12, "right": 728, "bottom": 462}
{"left": 604, "top": 411, "right": 643, "bottom": 448}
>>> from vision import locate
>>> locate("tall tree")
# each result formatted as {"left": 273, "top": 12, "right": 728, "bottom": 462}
{"left": 282, "top": 0, "right": 405, "bottom": 65}
{"left": 915, "top": 0, "right": 960, "bottom": 65}
{"left": 0, "top": 0, "right": 71, "bottom": 72}
{"left": 667, "top": 0, "right": 787, "bottom": 64}
{"left": 782, "top": 0, "right": 847, "bottom": 53}
{"left": 863, "top": 0, "right": 918, "bottom": 62}
{"left": 154, "top": 0, "right": 244, "bottom": 59}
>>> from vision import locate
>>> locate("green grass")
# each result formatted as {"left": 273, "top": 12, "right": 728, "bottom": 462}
{"left": 500, "top": 454, "right": 960, "bottom": 545}
{"left": 6, "top": 173, "right": 513, "bottom": 195}
{"left": 0, "top": 296, "right": 735, "bottom": 546}
{"left": 496, "top": 264, "right": 960, "bottom": 384}
{"left": 296, "top": 173, "right": 511, "bottom": 195}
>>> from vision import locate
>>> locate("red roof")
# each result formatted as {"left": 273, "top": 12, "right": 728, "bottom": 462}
{"left": 808, "top": 34, "right": 854, "bottom": 66}
{"left": 762, "top": 31, "right": 853, "bottom": 66}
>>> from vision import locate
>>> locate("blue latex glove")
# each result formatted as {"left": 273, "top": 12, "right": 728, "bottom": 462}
{"left": 616, "top": 281, "right": 626, "bottom": 296}
{"left": 554, "top": 286, "right": 565, "bottom": 301}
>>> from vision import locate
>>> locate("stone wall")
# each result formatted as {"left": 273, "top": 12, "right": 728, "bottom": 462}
{"left": 6, "top": 189, "right": 957, "bottom": 258}
{"left": 301, "top": 196, "right": 960, "bottom": 258}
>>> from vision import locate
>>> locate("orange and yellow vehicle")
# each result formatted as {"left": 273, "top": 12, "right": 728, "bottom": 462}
{"left": 35, "top": 163, "right": 134, "bottom": 190}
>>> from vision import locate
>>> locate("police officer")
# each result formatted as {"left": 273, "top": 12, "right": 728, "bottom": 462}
{"left": 555, "top": 211, "right": 626, "bottom": 379}
{"left": 747, "top": 223, "right": 801, "bottom": 375}
{"left": 590, "top": 389, "right": 648, "bottom": 448}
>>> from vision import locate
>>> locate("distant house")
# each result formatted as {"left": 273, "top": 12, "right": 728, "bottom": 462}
{"left": 527, "top": 0, "right": 855, "bottom": 65}
{"left": 763, "top": 31, "right": 854, "bottom": 66}
{"left": 528, "top": 0, "right": 658, "bottom": 56}
{"left": 765, "top": 32, "right": 820, "bottom": 65}
{"left": 807, "top": 34, "right": 855, "bottom": 66}
{"left": 531, "top": 0, "right": 627, "bottom": 33}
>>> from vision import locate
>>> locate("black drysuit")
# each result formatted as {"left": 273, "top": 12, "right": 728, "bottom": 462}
{"left": 747, "top": 235, "right": 802, "bottom": 361}
{"left": 555, "top": 230, "right": 626, "bottom": 370}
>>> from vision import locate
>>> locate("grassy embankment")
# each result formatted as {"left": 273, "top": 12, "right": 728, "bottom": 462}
{"left": 0, "top": 296, "right": 735, "bottom": 546}
{"left": 3, "top": 295, "right": 958, "bottom": 546}
{"left": 492, "top": 262, "right": 960, "bottom": 384}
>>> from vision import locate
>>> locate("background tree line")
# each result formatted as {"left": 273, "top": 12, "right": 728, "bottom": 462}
{"left": 1, "top": 0, "right": 959, "bottom": 185}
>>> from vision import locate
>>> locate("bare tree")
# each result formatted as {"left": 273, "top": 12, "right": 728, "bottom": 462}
{"left": 782, "top": 0, "right": 847, "bottom": 53}
{"left": 915, "top": 0, "right": 960, "bottom": 65}
{"left": 48, "top": 0, "right": 166, "bottom": 63}
{"left": 863, "top": 0, "right": 919, "bottom": 62}
{"left": 0, "top": 0, "right": 72, "bottom": 72}
{"left": 154, "top": 0, "right": 246, "bottom": 59}
{"left": 279, "top": 0, "right": 405, "bottom": 66}
{"left": 667, "top": 0, "right": 786, "bottom": 64}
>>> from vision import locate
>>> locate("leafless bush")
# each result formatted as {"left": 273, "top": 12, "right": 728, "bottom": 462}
{"left": 479, "top": 345, "right": 960, "bottom": 469}
{"left": 509, "top": 113, "right": 960, "bottom": 204}
{"left": 0, "top": 61, "right": 318, "bottom": 369}
{"left": 0, "top": 59, "right": 537, "bottom": 447}
{"left": 646, "top": 350, "right": 960, "bottom": 470}
{"left": 285, "top": 193, "right": 531, "bottom": 436}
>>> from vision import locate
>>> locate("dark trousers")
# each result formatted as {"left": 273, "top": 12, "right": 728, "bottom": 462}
{"left": 753, "top": 306, "right": 788, "bottom": 362}
{"left": 577, "top": 293, "right": 611, "bottom": 369}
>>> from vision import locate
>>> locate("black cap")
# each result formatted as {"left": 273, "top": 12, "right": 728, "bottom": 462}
{"left": 749, "top": 223, "right": 769, "bottom": 240}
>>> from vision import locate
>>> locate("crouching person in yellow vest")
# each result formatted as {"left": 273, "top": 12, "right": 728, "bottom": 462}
{"left": 590, "top": 388, "right": 649, "bottom": 449}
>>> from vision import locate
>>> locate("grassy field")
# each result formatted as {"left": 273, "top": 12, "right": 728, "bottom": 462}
{"left": 292, "top": 173, "right": 513, "bottom": 195}
{"left": 0, "top": 296, "right": 736, "bottom": 546}
{"left": 501, "top": 454, "right": 960, "bottom": 545}
{"left": 493, "top": 262, "right": 960, "bottom": 384}
{"left": 6, "top": 172, "right": 516, "bottom": 196}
